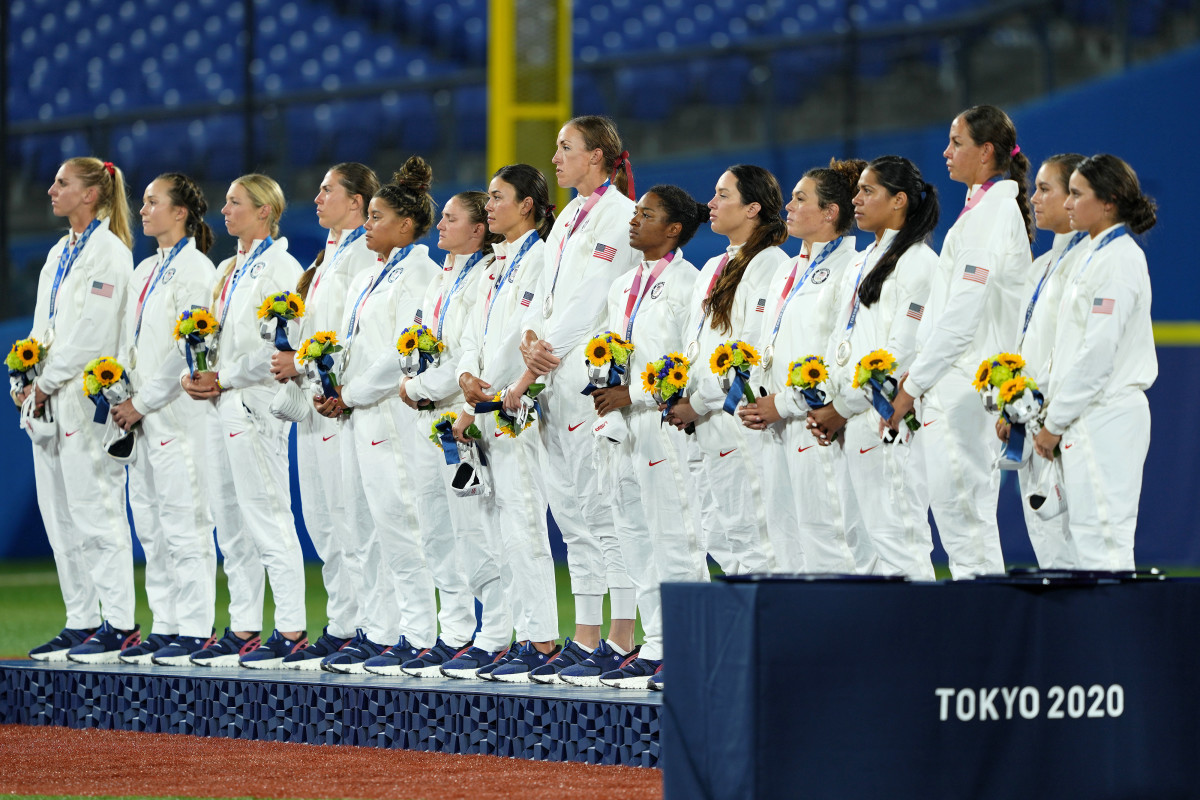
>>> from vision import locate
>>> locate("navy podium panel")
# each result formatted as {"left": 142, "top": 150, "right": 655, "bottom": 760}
{"left": 661, "top": 577, "right": 1200, "bottom": 799}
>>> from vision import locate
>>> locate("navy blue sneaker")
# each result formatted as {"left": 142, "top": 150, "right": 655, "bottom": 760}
{"left": 29, "top": 627, "right": 95, "bottom": 662}
{"left": 118, "top": 632, "right": 176, "bottom": 665}
{"left": 361, "top": 636, "right": 424, "bottom": 676}
{"left": 67, "top": 622, "right": 141, "bottom": 664}
{"left": 152, "top": 635, "right": 211, "bottom": 666}
{"left": 559, "top": 640, "right": 638, "bottom": 687}
{"left": 492, "top": 642, "right": 562, "bottom": 684}
{"left": 441, "top": 645, "right": 510, "bottom": 680}
{"left": 398, "top": 638, "right": 473, "bottom": 678}
{"left": 282, "top": 626, "right": 352, "bottom": 670}
{"left": 239, "top": 629, "right": 307, "bottom": 669}
{"left": 321, "top": 628, "right": 387, "bottom": 674}
{"left": 599, "top": 656, "right": 661, "bottom": 689}
{"left": 190, "top": 628, "right": 261, "bottom": 667}
{"left": 529, "top": 637, "right": 590, "bottom": 685}
{"left": 648, "top": 664, "right": 664, "bottom": 691}
{"left": 475, "top": 640, "right": 518, "bottom": 681}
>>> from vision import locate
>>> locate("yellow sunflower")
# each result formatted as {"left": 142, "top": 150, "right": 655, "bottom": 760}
{"left": 996, "top": 352, "right": 1025, "bottom": 371}
{"left": 641, "top": 363, "right": 658, "bottom": 394}
{"left": 256, "top": 296, "right": 274, "bottom": 319}
{"left": 586, "top": 336, "right": 613, "bottom": 366}
{"left": 737, "top": 342, "right": 760, "bottom": 366}
{"left": 667, "top": 352, "right": 688, "bottom": 367}
{"left": 999, "top": 375, "right": 1028, "bottom": 404}
{"left": 7, "top": 339, "right": 41, "bottom": 371}
{"left": 191, "top": 310, "right": 217, "bottom": 334}
{"left": 710, "top": 343, "right": 734, "bottom": 374}
{"left": 313, "top": 330, "right": 336, "bottom": 344}
{"left": 972, "top": 359, "right": 992, "bottom": 392}
{"left": 397, "top": 331, "right": 419, "bottom": 353}
{"left": 668, "top": 366, "right": 687, "bottom": 386}
{"left": 92, "top": 357, "right": 123, "bottom": 386}
{"left": 286, "top": 293, "right": 306, "bottom": 317}
{"left": 802, "top": 360, "right": 828, "bottom": 386}
{"left": 864, "top": 348, "right": 896, "bottom": 373}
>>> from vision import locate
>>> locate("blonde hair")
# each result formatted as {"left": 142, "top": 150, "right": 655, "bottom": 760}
{"left": 232, "top": 173, "right": 286, "bottom": 239}
{"left": 64, "top": 157, "right": 133, "bottom": 249}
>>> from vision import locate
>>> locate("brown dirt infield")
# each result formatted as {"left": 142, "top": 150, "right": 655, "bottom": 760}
{"left": 0, "top": 724, "right": 662, "bottom": 799}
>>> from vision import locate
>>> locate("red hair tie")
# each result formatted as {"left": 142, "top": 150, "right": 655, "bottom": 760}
{"left": 610, "top": 150, "right": 636, "bottom": 200}
{"left": 546, "top": 204, "right": 556, "bottom": 214}
{"left": 102, "top": 161, "right": 116, "bottom": 177}
{"left": 1009, "top": 145, "right": 1020, "bottom": 158}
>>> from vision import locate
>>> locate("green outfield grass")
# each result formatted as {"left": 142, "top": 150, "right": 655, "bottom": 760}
{"left": 0, "top": 558, "right": 634, "bottom": 657}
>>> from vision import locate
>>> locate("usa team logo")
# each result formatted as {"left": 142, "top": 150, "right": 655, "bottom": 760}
{"left": 249, "top": 261, "right": 266, "bottom": 278}
{"left": 650, "top": 281, "right": 665, "bottom": 299}
{"left": 593, "top": 243, "right": 617, "bottom": 262}
{"left": 388, "top": 268, "right": 403, "bottom": 283}
{"left": 812, "top": 267, "right": 829, "bottom": 284}
{"left": 160, "top": 267, "right": 176, "bottom": 284}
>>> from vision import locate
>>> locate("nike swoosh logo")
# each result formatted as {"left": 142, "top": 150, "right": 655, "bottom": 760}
{"left": 494, "top": 430, "right": 504, "bottom": 438}
{"left": 648, "top": 459, "right": 665, "bottom": 467}
{"left": 1064, "top": 443, "right": 1073, "bottom": 449}
{"left": 923, "top": 419, "right": 936, "bottom": 427}
{"left": 568, "top": 422, "right": 585, "bottom": 431}
{"left": 159, "top": 439, "right": 175, "bottom": 447}
{"left": 371, "top": 439, "right": 387, "bottom": 446}
{"left": 322, "top": 435, "right": 336, "bottom": 442}
{"left": 64, "top": 430, "right": 79, "bottom": 437}
{"left": 859, "top": 445, "right": 878, "bottom": 454}
{"left": 719, "top": 449, "right": 737, "bottom": 458}
{"left": 797, "top": 445, "right": 814, "bottom": 453}
{"left": 228, "top": 431, "right": 244, "bottom": 438}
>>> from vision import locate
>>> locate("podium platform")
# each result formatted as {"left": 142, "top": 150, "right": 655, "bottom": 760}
{"left": 0, "top": 659, "right": 660, "bottom": 767}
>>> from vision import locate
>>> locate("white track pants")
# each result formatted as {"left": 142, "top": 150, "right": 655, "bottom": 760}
{"left": 297, "top": 411, "right": 364, "bottom": 639}
{"left": 920, "top": 379, "right": 1005, "bottom": 578}
{"left": 127, "top": 399, "right": 216, "bottom": 637}
{"left": 33, "top": 406, "right": 135, "bottom": 630}
{"left": 211, "top": 390, "right": 305, "bottom": 633}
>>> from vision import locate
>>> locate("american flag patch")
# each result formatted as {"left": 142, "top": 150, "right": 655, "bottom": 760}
{"left": 907, "top": 303, "right": 924, "bottom": 321}
{"left": 414, "top": 309, "right": 423, "bottom": 324}
{"left": 755, "top": 298, "right": 766, "bottom": 313}
{"left": 1092, "top": 297, "right": 1115, "bottom": 315}
{"left": 593, "top": 243, "right": 617, "bottom": 262}
{"left": 90, "top": 281, "right": 114, "bottom": 297}
{"left": 520, "top": 291, "right": 534, "bottom": 307}
{"left": 963, "top": 265, "right": 989, "bottom": 285}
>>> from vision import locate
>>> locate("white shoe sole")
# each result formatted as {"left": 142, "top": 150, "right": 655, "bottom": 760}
{"left": 119, "top": 652, "right": 159, "bottom": 665}
{"left": 529, "top": 672, "right": 565, "bottom": 685}
{"left": 67, "top": 650, "right": 123, "bottom": 664}
{"left": 600, "top": 675, "right": 655, "bottom": 689}
{"left": 491, "top": 671, "right": 531, "bottom": 683}
{"left": 324, "top": 661, "right": 369, "bottom": 674}
{"left": 240, "top": 656, "right": 286, "bottom": 669}
{"left": 151, "top": 654, "right": 200, "bottom": 666}
{"left": 29, "top": 648, "right": 73, "bottom": 662}
{"left": 363, "top": 663, "right": 407, "bottom": 676}
{"left": 282, "top": 656, "right": 328, "bottom": 670}
{"left": 190, "top": 654, "right": 244, "bottom": 667}
{"left": 440, "top": 667, "right": 483, "bottom": 679}
{"left": 560, "top": 674, "right": 603, "bottom": 687}
{"left": 400, "top": 664, "right": 446, "bottom": 677}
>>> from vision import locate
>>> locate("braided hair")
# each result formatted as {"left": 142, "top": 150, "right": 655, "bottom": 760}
{"left": 959, "top": 105, "right": 1034, "bottom": 243}
{"left": 155, "top": 172, "right": 214, "bottom": 253}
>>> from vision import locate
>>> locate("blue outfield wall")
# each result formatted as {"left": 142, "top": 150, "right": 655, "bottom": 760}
{"left": 2, "top": 45, "right": 1196, "bottom": 564}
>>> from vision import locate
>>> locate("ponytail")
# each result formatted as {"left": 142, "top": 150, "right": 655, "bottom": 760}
{"left": 567, "top": 115, "right": 636, "bottom": 200}
{"left": 1075, "top": 153, "right": 1158, "bottom": 235}
{"left": 157, "top": 172, "right": 214, "bottom": 254}
{"left": 66, "top": 157, "right": 134, "bottom": 249}
{"left": 857, "top": 156, "right": 940, "bottom": 308}
{"left": 959, "top": 104, "right": 1034, "bottom": 242}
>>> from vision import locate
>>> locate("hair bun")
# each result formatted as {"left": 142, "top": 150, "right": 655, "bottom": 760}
{"left": 392, "top": 155, "right": 433, "bottom": 194}
{"left": 696, "top": 202, "right": 711, "bottom": 224}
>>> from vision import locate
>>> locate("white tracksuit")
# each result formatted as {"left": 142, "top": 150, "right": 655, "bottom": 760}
{"left": 404, "top": 250, "right": 503, "bottom": 650}
{"left": 456, "top": 230, "right": 558, "bottom": 643}
{"left": 120, "top": 238, "right": 217, "bottom": 638}
{"left": 828, "top": 230, "right": 938, "bottom": 580}
{"left": 208, "top": 237, "right": 306, "bottom": 633}
{"left": 524, "top": 187, "right": 641, "bottom": 624}
{"left": 292, "top": 227, "right": 375, "bottom": 639}
{"left": 337, "top": 243, "right": 445, "bottom": 649}
{"left": 685, "top": 244, "right": 791, "bottom": 573}
{"left": 592, "top": 250, "right": 708, "bottom": 661}
{"left": 905, "top": 180, "right": 1032, "bottom": 578}
{"left": 1043, "top": 225, "right": 1155, "bottom": 570}
{"left": 28, "top": 218, "right": 135, "bottom": 630}
{"left": 751, "top": 237, "right": 862, "bottom": 573}
{"left": 1015, "top": 231, "right": 1089, "bottom": 568}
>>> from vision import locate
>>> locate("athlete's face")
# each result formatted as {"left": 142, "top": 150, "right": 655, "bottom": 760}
{"left": 48, "top": 163, "right": 91, "bottom": 220}
{"left": 785, "top": 176, "right": 831, "bottom": 241}
{"left": 628, "top": 192, "right": 678, "bottom": 257}
{"left": 437, "top": 195, "right": 483, "bottom": 255}
{"left": 364, "top": 197, "right": 411, "bottom": 254}
{"left": 1031, "top": 163, "right": 1072, "bottom": 233}
{"left": 140, "top": 179, "right": 185, "bottom": 240}
{"left": 943, "top": 115, "right": 990, "bottom": 186}
{"left": 221, "top": 182, "right": 265, "bottom": 240}
{"left": 552, "top": 124, "right": 597, "bottom": 190}
{"left": 314, "top": 170, "right": 362, "bottom": 232}
{"left": 1065, "top": 171, "right": 1114, "bottom": 238}
{"left": 485, "top": 177, "right": 532, "bottom": 242}
{"left": 852, "top": 168, "right": 905, "bottom": 235}
{"left": 708, "top": 171, "right": 758, "bottom": 241}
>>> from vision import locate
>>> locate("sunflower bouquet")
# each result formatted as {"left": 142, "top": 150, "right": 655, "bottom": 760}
{"left": 173, "top": 307, "right": 220, "bottom": 373}
{"left": 710, "top": 340, "right": 760, "bottom": 414}
{"left": 582, "top": 331, "right": 635, "bottom": 395}
{"left": 257, "top": 291, "right": 305, "bottom": 351}
{"left": 7, "top": 337, "right": 47, "bottom": 399}
{"left": 396, "top": 325, "right": 445, "bottom": 378}
{"left": 851, "top": 348, "right": 919, "bottom": 433}
{"left": 82, "top": 356, "right": 132, "bottom": 423}
{"left": 475, "top": 383, "right": 545, "bottom": 438}
{"left": 786, "top": 355, "right": 833, "bottom": 410}
{"left": 296, "top": 331, "right": 345, "bottom": 402}
{"left": 972, "top": 352, "right": 1026, "bottom": 414}
{"left": 641, "top": 352, "right": 690, "bottom": 423}
{"left": 429, "top": 411, "right": 481, "bottom": 465}
{"left": 997, "top": 374, "right": 1045, "bottom": 468}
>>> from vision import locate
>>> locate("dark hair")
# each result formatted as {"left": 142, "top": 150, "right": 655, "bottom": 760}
{"left": 375, "top": 155, "right": 436, "bottom": 239}
{"left": 492, "top": 163, "right": 557, "bottom": 241}
{"left": 567, "top": 115, "right": 635, "bottom": 199}
{"left": 1041, "top": 153, "right": 1086, "bottom": 194}
{"left": 857, "top": 156, "right": 940, "bottom": 308}
{"left": 645, "top": 184, "right": 709, "bottom": 249}
{"left": 1074, "top": 154, "right": 1157, "bottom": 235}
{"left": 454, "top": 190, "right": 505, "bottom": 248}
{"left": 155, "top": 172, "right": 213, "bottom": 254}
{"left": 299, "top": 162, "right": 381, "bottom": 297}
{"left": 959, "top": 104, "right": 1034, "bottom": 243}
{"left": 803, "top": 158, "right": 869, "bottom": 235}
{"left": 707, "top": 164, "right": 788, "bottom": 335}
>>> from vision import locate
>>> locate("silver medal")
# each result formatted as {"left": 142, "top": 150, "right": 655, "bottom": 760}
{"left": 762, "top": 343, "right": 774, "bottom": 370}
{"left": 686, "top": 340, "right": 699, "bottom": 361}
{"left": 836, "top": 340, "right": 852, "bottom": 366}
{"left": 43, "top": 328, "right": 55, "bottom": 348}
{"left": 128, "top": 346, "right": 137, "bottom": 370}
{"left": 542, "top": 293, "right": 554, "bottom": 319}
